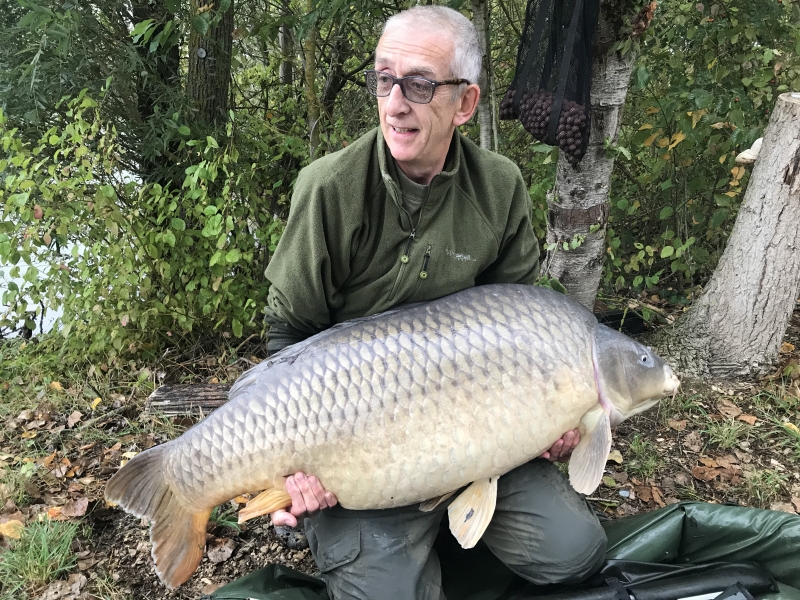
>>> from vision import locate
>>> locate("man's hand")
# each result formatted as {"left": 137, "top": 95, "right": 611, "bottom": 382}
{"left": 539, "top": 429, "right": 580, "bottom": 462}
{"left": 270, "top": 472, "right": 338, "bottom": 528}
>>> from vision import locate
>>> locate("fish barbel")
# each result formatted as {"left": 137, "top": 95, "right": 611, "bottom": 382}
{"left": 105, "top": 284, "right": 679, "bottom": 588}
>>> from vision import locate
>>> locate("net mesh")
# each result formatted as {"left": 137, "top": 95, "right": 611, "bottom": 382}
{"left": 500, "top": 0, "right": 600, "bottom": 166}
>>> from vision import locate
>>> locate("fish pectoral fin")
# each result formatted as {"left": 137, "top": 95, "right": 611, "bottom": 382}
{"left": 419, "top": 490, "right": 457, "bottom": 512}
{"left": 447, "top": 477, "right": 498, "bottom": 549}
{"left": 238, "top": 487, "right": 292, "bottom": 524}
{"left": 569, "top": 405, "right": 612, "bottom": 495}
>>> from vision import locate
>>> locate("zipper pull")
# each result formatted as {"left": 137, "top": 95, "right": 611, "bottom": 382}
{"left": 419, "top": 245, "right": 432, "bottom": 279}
{"left": 400, "top": 230, "right": 416, "bottom": 264}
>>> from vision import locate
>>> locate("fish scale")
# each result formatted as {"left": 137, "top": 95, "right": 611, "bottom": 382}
{"left": 166, "top": 285, "right": 595, "bottom": 511}
{"left": 105, "top": 283, "right": 679, "bottom": 589}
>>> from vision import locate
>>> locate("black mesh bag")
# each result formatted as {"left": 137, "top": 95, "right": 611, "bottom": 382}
{"left": 500, "top": 0, "right": 600, "bottom": 166}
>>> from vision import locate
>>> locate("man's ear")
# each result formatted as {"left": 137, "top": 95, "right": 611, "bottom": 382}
{"left": 452, "top": 83, "right": 481, "bottom": 127}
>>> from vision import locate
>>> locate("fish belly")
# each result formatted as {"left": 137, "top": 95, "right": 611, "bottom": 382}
{"left": 166, "top": 285, "right": 600, "bottom": 510}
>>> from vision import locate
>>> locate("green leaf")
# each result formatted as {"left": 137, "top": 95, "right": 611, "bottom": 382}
{"left": 178, "top": 125, "right": 191, "bottom": 136}
{"left": 232, "top": 318, "right": 243, "bottom": 338}
{"left": 162, "top": 231, "right": 176, "bottom": 247}
{"left": 661, "top": 246, "right": 674, "bottom": 258}
{"left": 659, "top": 206, "right": 674, "bottom": 219}
{"left": 191, "top": 14, "right": 211, "bottom": 36}
{"left": 206, "top": 136, "right": 219, "bottom": 149}
{"left": 203, "top": 205, "right": 218, "bottom": 216}
{"left": 225, "top": 248, "right": 240, "bottom": 263}
{"left": 170, "top": 218, "right": 186, "bottom": 231}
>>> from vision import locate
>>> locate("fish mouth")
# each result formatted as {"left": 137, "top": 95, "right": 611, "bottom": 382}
{"left": 663, "top": 365, "right": 681, "bottom": 397}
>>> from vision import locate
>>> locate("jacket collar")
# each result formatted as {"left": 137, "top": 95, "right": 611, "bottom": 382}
{"left": 377, "top": 127, "right": 462, "bottom": 219}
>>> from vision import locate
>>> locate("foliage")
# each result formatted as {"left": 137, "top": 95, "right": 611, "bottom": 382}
{"left": 0, "top": 518, "right": 80, "bottom": 599}
{"left": 603, "top": 0, "right": 800, "bottom": 301}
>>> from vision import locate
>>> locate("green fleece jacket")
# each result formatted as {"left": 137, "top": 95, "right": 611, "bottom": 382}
{"left": 263, "top": 127, "right": 539, "bottom": 351}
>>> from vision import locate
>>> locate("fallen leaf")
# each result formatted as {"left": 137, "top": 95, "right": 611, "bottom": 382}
{"left": 781, "top": 342, "right": 795, "bottom": 353}
{"left": 602, "top": 476, "right": 617, "bottom": 488}
{"left": 60, "top": 497, "right": 88, "bottom": 518}
{"left": 770, "top": 502, "right": 797, "bottom": 514}
{"left": 91, "top": 398, "right": 102, "bottom": 410}
{"left": 737, "top": 414, "right": 758, "bottom": 425}
{"left": 783, "top": 422, "right": 800, "bottom": 436}
{"left": 202, "top": 583, "right": 224, "bottom": 595}
{"left": 717, "top": 399, "right": 742, "bottom": 418}
{"left": 607, "top": 450, "right": 624, "bottom": 464}
{"left": 50, "top": 381, "right": 63, "bottom": 392}
{"left": 0, "top": 519, "right": 24, "bottom": 539}
{"left": 121, "top": 452, "right": 138, "bottom": 459}
{"left": 67, "top": 411, "right": 83, "bottom": 428}
{"left": 683, "top": 431, "right": 703, "bottom": 452}
{"left": 206, "top": 537, "right": 236, "bottom": 564}
{"left": 668, "top": 419, "right": 688, "bottom": 431}
{"left": 651, "top": 486, "right": 666, "bottom": 507}
{"left": 699, "top": 457, "right": 719, "bottom": 468}
{"left": 21, "top": 431, "right": 37, "bottom": 439}
{"left": 635, "top": 486, "right": 653, "bottom": 502}
{"left": 691, "top": 465, "right": 719, "bottom": 481}
{"left": 612, "top": 471, "right": 629, "bottom": 484}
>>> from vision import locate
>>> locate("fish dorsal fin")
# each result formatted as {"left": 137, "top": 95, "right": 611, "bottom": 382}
{"left": 238, "top": 486, "right": 292, "bottom": 524}
{"left": 569, "top": 406, "right": 612, "bottom": 495}
{"left": 419, "top": 490, "right": 458, "bottom": 512}
{"left": 447, "top": 477, "right": 498, "bottom": 549}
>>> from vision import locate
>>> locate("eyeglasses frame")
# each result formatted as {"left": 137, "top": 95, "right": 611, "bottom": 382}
{"left": 363, "top": 70, "right": 471, "bottom": 104}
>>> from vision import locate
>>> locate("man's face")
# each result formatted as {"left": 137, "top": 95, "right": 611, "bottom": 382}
{"left": 375, "top": 26, "right": 464, "bottom": 182}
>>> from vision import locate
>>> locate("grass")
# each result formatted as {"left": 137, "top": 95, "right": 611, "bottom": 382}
{"left": 85, "top": 575, "right": 133, "bottom": 600}
{"left": 736, "top": 469, "right": 789, "bottom": 508}
{"left": 0, "top": 518, "right": 80, "bottom": 599}
{"left": 209, "top": 504, "right": 242, "bottom": 533}
{"left": 704, "top": 419, "right": 750, "bottom": 450}
{"left": 626, "top": 434, "right": 660, "bottom": 479}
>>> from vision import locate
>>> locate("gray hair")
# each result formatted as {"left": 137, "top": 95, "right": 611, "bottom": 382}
{"left": 382, "top": 6, "right": 483, "bottom": 87}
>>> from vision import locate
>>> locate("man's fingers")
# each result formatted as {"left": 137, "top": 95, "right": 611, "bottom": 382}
{"left": 324, "top": 492, "right": 338, "bottom": 508}
{"left": 271, "top": 509, "right": 298, "bottom": 528}
{"left": 285, "top": 476, "right": 307, "bottom": 516}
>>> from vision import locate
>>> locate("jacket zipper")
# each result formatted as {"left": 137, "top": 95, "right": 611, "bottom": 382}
{"left": 388, "top": 229, "right": 416, "bottom": 300}
{"left": 419, "top": 245, "right": 432, "bottom": 279}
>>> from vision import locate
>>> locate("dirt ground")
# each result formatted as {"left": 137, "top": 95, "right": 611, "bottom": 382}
{"left": 2, "top": 304, "right": 800, "bottom": 599}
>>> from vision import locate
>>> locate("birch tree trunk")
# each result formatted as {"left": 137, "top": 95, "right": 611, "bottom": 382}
{"left": 543, "top": 0, "right": 652, "bottom": 309}
{"left": 187, "top": 0, "right": 234, "bottom": 126}
{"left": 471, "top": 0, "right": 493, "bottom": 150}
{"left": 650, "top": 93, "right": 800, "bottom": 379}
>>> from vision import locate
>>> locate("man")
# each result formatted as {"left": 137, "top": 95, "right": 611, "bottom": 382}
{"left": 262, "top": 6, "right": 606, "bottom": 599}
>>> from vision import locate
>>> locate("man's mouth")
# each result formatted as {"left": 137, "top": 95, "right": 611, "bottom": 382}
{"left": 392, "top": 126, "right": 418, "bottom": 134}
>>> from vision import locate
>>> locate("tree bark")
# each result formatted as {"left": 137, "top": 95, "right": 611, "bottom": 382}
{"left": 650, "top": 93, "right": 800, "bottom": 379}
{"left": 187, "top": 0, "right": 234, "bottom": 126}
{"left": 471, "top": 0, "right": 493, "bottom": 150}
{"left": 303, "top": 0, "right": 321, "bottom": 160}
{"left": 279, "top": 0, "right": 294, "bottom": 85}
{"left": 543, "top": 0, "right": 650, "bottom": 310}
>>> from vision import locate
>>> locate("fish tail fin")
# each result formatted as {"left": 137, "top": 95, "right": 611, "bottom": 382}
{"left": 105, "top": 444, "right": 211, "bottom": 589}
{"left": 238, "top": 485, "right": 292, "bottom": 524}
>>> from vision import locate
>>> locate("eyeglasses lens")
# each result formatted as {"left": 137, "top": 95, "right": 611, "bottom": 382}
{"left": 367, "top": 72, "right": 434, "bottom": 104}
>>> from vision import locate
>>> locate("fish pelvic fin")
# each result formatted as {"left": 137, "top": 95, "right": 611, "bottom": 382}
{"left": 105, "top": 444, "right": 211, "bottom": 589}
{"left": 238, "top": 487, "right": 292, "bottom": 524}
{"left": 419, "top": 490, "right": 458, "bottom": 512}
{"left": 447, "top": 477, "right": 498, "bottom": 549}
{"left": 568, "top": 405, "right": 612, "bottom": 495}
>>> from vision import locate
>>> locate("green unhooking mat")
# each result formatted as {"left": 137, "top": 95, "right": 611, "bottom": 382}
{"left": 207, "top": 502, "right": 800, "bottom": 600}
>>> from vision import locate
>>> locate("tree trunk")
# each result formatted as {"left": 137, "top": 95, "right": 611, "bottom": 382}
{"left": 543, "top": 1, "right": 640, "bottom": 310}
{"left": 650, "top": 93, "right": 800, "bottom": 379}
{"left": 471, "top": 0, "right": 493, "bottom": 150}
{"left": 303, "top": 0, "right": 321, "bottom": 160}
{"left": 279, "top": 0, "right": 293, "bottom": 85}
{"left": 187, "top": 0, "right": 234, "bottom": 126}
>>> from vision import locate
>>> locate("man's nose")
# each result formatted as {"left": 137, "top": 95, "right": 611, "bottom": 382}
{"left": 385, "top": 82, "right": 410, "bottom": 114}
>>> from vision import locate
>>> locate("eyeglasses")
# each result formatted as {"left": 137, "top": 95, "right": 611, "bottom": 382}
{"left": 364, "top": 70, "right": 470, "bottom": 104}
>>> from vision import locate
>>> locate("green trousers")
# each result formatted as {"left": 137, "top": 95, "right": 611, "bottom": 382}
{"left": 305, "top": 460, "right": 607, "bottom": 600}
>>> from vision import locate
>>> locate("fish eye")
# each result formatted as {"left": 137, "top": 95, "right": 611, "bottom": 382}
{"left": 639, "top": 353, "right": 651, "bottom": 365}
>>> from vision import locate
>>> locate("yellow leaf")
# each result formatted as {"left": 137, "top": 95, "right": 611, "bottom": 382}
{"left": 781, "top": 342, "right": 795, "bottom": 353}
{"left": 91, "top": 398, "right": 102, "bottom": 410}
{"left": 50, "top": 381, "right": 63, "bottom": 392}
{"left": 725, "top": 191, "right": 738, "bottom": 197}
{"left": 691, "top": 109, "right": 708, "bottom": 129}
{"left": 638, "top": 124, "right": 654, "bottom": 130}
{"left": 719, "top": 154, "right": 728, "bottom": 164}
{"left": 707, "top": 57, "right": 717, "bottom": 69}
{"left": 210, "top": 377, "right": 219, "bottom": 384}
{"left": 607, "top": 449, "right": 624, "bottom": 464}
{"left": 0, "top": 520, "right": 24, "bottom": 539}
{"left": 646, "top": 106, "right": 661, "bottom": 114}
{"left": 643, "top": 132, "right": 660, "bottom": 147}
{"left": 21, "top": 431, "right": 37, "bottom": 439}
{"left": 668, "top": 132, "right": 686, "bottom": 149}
{"left": 658, "top": 137, "right": 670, "bottom": 148}
{"left": 731, "top": 166, "right": 744, "bottom": 180}
{"left": 121, "top": 451, "right": 138, "bottom": 459}
{"left": 784, "top": 423, "right": 800, "bottom": 436}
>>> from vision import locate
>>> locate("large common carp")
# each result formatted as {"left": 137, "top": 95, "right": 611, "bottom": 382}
{"left": 105, "top": 284, "right": 679, "bottom": 588}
